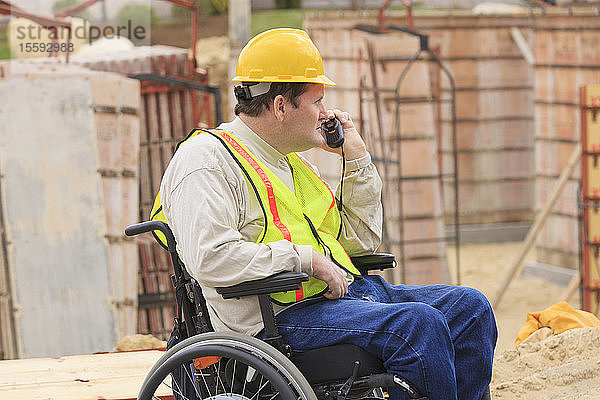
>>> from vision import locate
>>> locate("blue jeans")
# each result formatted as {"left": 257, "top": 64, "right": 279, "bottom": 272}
{"left": 274, "top": 275, "right": 497, "bottom": 400}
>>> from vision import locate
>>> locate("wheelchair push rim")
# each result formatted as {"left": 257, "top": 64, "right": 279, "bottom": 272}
{"left": 138, "top": 334, "right": 317, "bottom": 400}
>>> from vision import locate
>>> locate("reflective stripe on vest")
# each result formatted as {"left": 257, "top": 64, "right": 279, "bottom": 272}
{"left": 150, "top": 128, "right": 360, "bottom": 305}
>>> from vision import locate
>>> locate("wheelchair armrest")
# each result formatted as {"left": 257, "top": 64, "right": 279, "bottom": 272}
{"left": 216, "top": 271, "right": 309, "bottom": 300}
{"left": 351, "top": 253, "right": 396, "bottom": 276}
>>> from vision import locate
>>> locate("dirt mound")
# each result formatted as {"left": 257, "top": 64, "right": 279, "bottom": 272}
{"left": 491, "top": 326, "right": 600, "bottom": 399}
{"left": 115, "top": 334, "right": 166, "bottom": 352}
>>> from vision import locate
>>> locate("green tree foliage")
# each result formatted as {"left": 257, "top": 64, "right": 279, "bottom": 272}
{"left": 0, "top": 31, "right": 11, "bottom": 60}
{"left": 208, "top": 0, "right": 228, "bottom": 15}
{"left": 275, "top": 0, "right": 301, "bottom": 9}
{"left": 52, "top": 0, "right": 91, "bottom": 19}
{"left": 116, "top": 3, "right": 157, "bottom": 27}
{"left": 171, "top": 0, "right": 227, "bottom": 18}
{"left": 250, "top": 10, "right": 304, "bottom": 37}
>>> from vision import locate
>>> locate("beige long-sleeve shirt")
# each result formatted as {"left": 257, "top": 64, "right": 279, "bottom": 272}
{"left": 160, "top": 117, "right": 383, "bottom": 336}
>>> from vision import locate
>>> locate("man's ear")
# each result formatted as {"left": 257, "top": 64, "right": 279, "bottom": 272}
{"left": 273, "top": 94, "right": 286, "bottom": 122}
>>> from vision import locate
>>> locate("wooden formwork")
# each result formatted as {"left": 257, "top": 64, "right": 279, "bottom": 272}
{"left": 307, "top": 19, "right": 451, "bottom": 284}
{"left": 580, "top": 84, "right": 600, "bottom": 316}
{"left": 306, "top": 11, "right": 536, "bottom": 231}
{"left": 306, "top": 9, "right": 600, "bottom": 274}
{"left": 533, "top": 11, "right": 600, "bottom": 270}
{"left": 135, "top": 57, "right": 220, "bottom": 339}
{"left": 432, "top": 18, "right": 535, "bottom": 226}
{"left": 91, "top": 75, "right": 141, "bottom": 343}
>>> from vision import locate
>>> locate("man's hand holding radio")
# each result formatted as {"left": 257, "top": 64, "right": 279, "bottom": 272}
{"left": 320, "top": 109, "right": 367, "bottom": 161}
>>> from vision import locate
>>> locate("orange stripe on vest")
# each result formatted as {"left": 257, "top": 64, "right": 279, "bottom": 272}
{"left": 217, "top": 131, "right": 292, "bottom": 242}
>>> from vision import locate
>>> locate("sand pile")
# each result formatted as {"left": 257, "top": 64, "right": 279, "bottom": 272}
{"left": 115, "top": 334, "right": 166, "bottom": 352}
{"left": 447, "top": 242, "right": 600, "bottom": 397}
{"left": 491, "top": 326, "right": 600, "bottom": 399}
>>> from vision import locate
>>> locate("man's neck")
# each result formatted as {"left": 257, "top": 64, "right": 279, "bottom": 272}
{"left": 238, "top": 114, "right": 291, "bottom": 155}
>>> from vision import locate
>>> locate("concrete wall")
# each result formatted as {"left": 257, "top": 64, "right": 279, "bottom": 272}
{"left": 0, "top": 64, "right": 138, "bottom": 358}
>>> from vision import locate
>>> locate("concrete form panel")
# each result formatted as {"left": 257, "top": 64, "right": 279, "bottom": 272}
{"left": 0, "top": 77, "right": 115, "bottom": 358}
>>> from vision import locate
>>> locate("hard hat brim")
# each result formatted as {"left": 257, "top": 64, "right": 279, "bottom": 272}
{"left": 232, "top": 75, "right": 336, "bottom": 86}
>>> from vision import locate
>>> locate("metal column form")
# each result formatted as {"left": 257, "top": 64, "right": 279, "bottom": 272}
{"left": 355, "top": 24, "right": 460, "bottom": 285}
{"left": 579, "top": 84, "right": 600, "bottom": 317}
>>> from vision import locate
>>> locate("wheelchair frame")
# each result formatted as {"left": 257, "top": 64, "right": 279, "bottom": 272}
{"left": 126, "top": 221, "right": 490, "bottom": 400}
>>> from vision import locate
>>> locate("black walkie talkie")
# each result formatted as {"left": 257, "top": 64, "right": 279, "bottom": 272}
{"left": 321, "top": 117, "right": 344, "bottom": 148}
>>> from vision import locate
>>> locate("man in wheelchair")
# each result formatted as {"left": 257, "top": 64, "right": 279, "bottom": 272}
{"left": 141, "top": 28, "right": 497, "bottom": 400}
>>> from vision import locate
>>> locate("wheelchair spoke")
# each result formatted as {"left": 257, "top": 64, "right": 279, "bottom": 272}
{"left": 170, "top": 371, "right": 184, "bottom": 397}
{"left": 181, "top": 363, "right": 203, "bottom": 399}
{"left": 213, "top": 359, "right": 227, "bottom": 394}
{"left": 162, "top": 379, "right": 192, "bottom": 400}
{"left": 267, "top": 391, "right": 281, "bottom": 400}
{"left": 249, "top": 376, "right": 269, "bottom": 400}
{"left": 197, "top": 364, "right": 214, "bottom": 398}
{"left": 241, "top": 375, "right": 247, "bottom": 398}
{"left": 230, "top": 359, "right": 237, "bottom": 396}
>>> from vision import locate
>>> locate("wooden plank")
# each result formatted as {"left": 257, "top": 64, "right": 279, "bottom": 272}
{"left": 552, "top": 29, "right": 579, "bottom": 65}
{"left": 0, "top": 350, "right": 168, "bottom": 400}
{"left": 169, "top": 88, "right": 184, "bottom": 142}
{"left": 493, "top": 146, "right": 581, "bottom": 308}
{"left": 138, "top": 145, "right": 153, "bottom": 218}
{"left": 510, "top": 27, "right": 535, "bottom": 65}
{"left": 149, "top": 143, "right": 164, "bottom": 197}
{"left": 183, "top": 90, "right": 194, "bottom": 132}
{"left": 581, "top": 30, "right": 600, "bottom": 66}
{"left": 146, "top": 94, "right": 160, "bottom": 142}
{"left": 158, "top": 91, "right": 172, "bottom": 141}
{"left": 139, "top": 92, "right": 149, "bottom": 144}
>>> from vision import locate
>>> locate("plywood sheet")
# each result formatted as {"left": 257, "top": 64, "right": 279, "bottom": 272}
{"left": 0, "top": 350, "right": 167, "bottom": 400}
{"left": 0, "top": 77, "right": 115, "bottom": 357}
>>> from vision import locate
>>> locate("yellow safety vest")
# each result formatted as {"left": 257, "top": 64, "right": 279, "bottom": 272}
{"left": 150, "top": 129, "right": 361, "bottom": 305}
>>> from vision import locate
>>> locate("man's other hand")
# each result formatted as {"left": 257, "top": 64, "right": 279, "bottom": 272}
{"left": 311, "top": 250, "right": 349, "bottom": 299}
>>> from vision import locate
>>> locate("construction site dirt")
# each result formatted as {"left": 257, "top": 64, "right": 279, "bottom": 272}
{"left": 450, "top": 242, "right": 600, "bottom": 399}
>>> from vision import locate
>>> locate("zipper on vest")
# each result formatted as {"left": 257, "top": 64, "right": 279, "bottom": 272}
{"left": 303, "top": 214, "right": 360, "bottom": 278}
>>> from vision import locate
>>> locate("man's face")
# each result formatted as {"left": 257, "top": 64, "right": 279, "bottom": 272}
{"left": 283, "top": 83, "right": 328, "bottom": 152}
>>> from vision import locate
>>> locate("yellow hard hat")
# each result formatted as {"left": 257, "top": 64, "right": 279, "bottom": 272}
{"left": 233, "top": 28, "right": 335, "bottom": 86}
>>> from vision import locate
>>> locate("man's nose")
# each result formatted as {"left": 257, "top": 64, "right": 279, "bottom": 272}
{"left": 318, "top": 106, "right": 328, "bottom": 119}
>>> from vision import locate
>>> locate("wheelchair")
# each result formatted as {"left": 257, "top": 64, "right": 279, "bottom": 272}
{"left": 126, "top": 221, "right": 492, "bottom": 400}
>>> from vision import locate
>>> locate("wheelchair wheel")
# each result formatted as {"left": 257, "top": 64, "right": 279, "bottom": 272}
{"left": 138, "top": 332, "right": 317, "bottom": 400}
